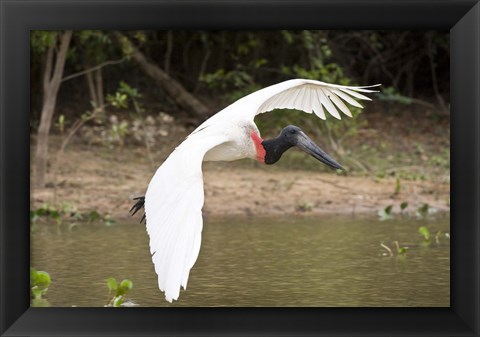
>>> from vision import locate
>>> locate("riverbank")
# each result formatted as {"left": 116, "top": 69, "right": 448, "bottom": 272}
{"left": 30, "top": 104, "right": 450, "bottom": 221}
{"left": 30, "top": 140, "right": 449, "bottom": 221}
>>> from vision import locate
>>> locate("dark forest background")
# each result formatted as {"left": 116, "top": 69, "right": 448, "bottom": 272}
{"left": 30, "top": 30, "right": 450, "bottom": 188}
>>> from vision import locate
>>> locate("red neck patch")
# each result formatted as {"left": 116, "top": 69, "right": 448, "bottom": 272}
{"left": 250, "top": 131, "right": 266, "bottom": 163}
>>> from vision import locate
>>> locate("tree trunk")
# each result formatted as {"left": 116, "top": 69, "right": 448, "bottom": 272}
{"left": 85, "top": 69, "right": 98, "bottom": 106}
{"left": 85, "top": 67, "right": 105, "bottom": 113}
{"left": 164, "top": 30, "right": 173, "bottom": 74}
{"left": 95, "top": 68, "right": 105, "bottom": 109}
{"left": 115, "top": 32, "right": 210, "bottom": 120}
{"left": 426, "top": 34, "right": 449, "bottom": 116}
{"left": 34, "top": 31, "right": 73, "bottom": 188}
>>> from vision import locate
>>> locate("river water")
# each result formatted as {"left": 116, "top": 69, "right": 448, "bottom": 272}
{"left": 31, "top": 214, "right": 450, "bottom": 307}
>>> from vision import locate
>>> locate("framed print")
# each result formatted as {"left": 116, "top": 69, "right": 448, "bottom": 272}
{"left": 1, "top": 0, "right": 479, "bottom": 336}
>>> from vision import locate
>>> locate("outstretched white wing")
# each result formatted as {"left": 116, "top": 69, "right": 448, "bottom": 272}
{"left": 221, "top": 79, "right": 380, "bottom": 122}
{"left": 191, "top": 79, "right": 379, "bottom": 137}
{"left": 143, "top": 78, "right": 379, "bottom": 302}
{"left": 144, "top": 133, "right": 228, "bottom": 302}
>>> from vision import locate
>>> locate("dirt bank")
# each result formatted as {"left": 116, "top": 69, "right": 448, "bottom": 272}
{"left": 31, "top": 140, "right": 450, "bottom": 221}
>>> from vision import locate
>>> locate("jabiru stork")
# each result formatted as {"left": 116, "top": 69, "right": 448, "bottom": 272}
{"left": 130, "top": 78, "right": 380, "bottom": 302}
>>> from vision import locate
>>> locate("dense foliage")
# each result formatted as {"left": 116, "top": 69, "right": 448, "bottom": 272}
{"left": 30, "top": 30, "right": 449, "bottom": 125}
{"left": 29, "top": 30, "right": 450, "bottom": 187}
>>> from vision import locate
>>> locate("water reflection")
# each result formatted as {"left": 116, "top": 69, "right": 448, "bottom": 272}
{"left": 31, "top": 215, "right": 450, "bottom": 307}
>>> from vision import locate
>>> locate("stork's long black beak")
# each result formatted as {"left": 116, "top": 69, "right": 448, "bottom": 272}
{"left": 295, "top": 132, "right": 344, "bottom": 170}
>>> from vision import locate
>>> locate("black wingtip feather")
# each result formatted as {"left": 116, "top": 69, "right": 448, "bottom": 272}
{"left": 130, "top": 196, "right": 146, "bottom": 223}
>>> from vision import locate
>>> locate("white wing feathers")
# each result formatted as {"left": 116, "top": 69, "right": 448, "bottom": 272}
{"left": 191, "top": 79, "right": 378, "bottom": 136}
{"left": 143, "top": 78, "right": 379, "bottom": 302}
{"left": 144, "top": 133, "right": 228, "bottom": 302}
{"left": 230, "top": 79, "right": 380, "bottom": 121}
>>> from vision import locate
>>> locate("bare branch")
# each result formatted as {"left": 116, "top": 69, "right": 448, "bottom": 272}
{"left": 61, "top": 57, "right": 126, "bottom": 83}
{"left": 380, "top": 243, "right": 394, "bottom": 257}
{"left": 114, "top": 31, "right": 210, "bottom": 119}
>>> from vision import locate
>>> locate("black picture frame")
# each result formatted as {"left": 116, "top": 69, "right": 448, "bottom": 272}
{"left": 1, "top": 0, "right": 478, "bottom": 336}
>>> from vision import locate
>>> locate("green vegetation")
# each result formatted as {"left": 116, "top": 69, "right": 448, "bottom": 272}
{"left": 380, "top": 241, "right": 409, "bottom": 257}
{"left": 30, "top": 267, "right": 51, "bottom": 307}
{"left": 378, "top": 202, "right": 449, "bottom": 257}
{"left": 296, "top": 201, "right": 314, "bottom": 212}
{"left": 416, "top": 203, "right": 437, "bottom": 219}
{"left": 27, "top": 31, "right": 450, "bottom": 307}
{"left": 416, "top": 225, "right": 449, "bottom": 245}
{"left": 106, "top": 277, "right": 134, "bottom": 307}
{"left": 377, "top": 205, "right": 394, "bottom": 221}
{"left": 30, "top": 202, "right": 115, "bottom": 228}
{"left": 396, "top": 245, "right": 409, "bottom": 256}
{"left": 30, "top": 267, "right": 136, "bottom": 307}
{"left": 377, "top": 202, "right": 439, "bottom": 221}
{"left": 29, "top": 30, "right": 450, "bottom": 187}
{"left": 418, "top": 226, "right": 431, "bottom": 242}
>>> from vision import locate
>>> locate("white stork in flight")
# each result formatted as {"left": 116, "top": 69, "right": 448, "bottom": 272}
{"left": 130, "top": 78, "right": 380, "bottom": 302}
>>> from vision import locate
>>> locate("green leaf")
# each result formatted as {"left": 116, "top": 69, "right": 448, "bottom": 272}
{"left": 398, "top": 247, "right": 409, "bottom": 255}
{"left": 385, "top": 205, "right": 393, "bottom": 214}
{"left": 30, "top": 31, "right": 58, "bottom": 53}
{"left": 400, "top": 202, "right": 408, "bottom": 211}
{"left": 50, "top": 210, "right": 61, "bottom": 220}
{"left": 377, "top": 205, "right": 394, "bottom": 221}
{"left": 107, "top": 277, "right": 118, "bottom": 292}
{"left": 418, "top": 226, "right": 431, "bottom": 241}
{"left": 417, "top": 203, "right": 430, "bottom": 218}
{"left": 120, "top": 279, "right": 133, "bottom": 291}
{"left": 36, "top": 207, "right": 47, "bottom": 216}
{"left": 119, "top": 81, "right": 142, "bottom": 99}
{"left": 88, "top": 210, "right": 101, "bottom": 222}
{"left": 34, "top": 271, "right": 51, "bottom": 289}
{"left": 107, "top": 92, "right": 129, "bottom": 109}
{"left": 58, "top": 114, "right": 65, "bottom": 132}
{"left": 30, "top": 267, "right": 38, "bottom": 286}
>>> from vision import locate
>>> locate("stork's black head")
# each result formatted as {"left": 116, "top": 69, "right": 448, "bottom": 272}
{"left": 261, "top": 125, "right": 344, "bottom": 170}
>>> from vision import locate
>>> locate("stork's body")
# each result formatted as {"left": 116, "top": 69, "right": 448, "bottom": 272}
{"left": 202, "top": 122, "right": 261, "bottom": 162}
{"left": 131, "top": 79, "right": 379, "bottom": 302}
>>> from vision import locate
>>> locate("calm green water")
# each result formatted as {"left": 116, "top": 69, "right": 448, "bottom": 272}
{"left": 31, "top": 215, "right": 450, "bottom": 307}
